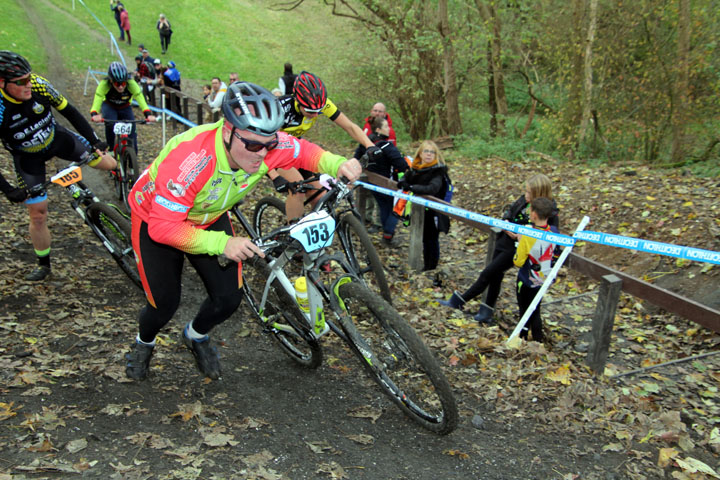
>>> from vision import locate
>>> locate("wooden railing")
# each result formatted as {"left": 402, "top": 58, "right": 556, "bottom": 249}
{"left": 358, "top": 171, "right": 720, "bottom": 372}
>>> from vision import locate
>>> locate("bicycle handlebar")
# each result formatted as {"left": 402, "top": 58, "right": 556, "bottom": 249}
{"left": 26, "top": 151, "right": 98, "bottom": 197}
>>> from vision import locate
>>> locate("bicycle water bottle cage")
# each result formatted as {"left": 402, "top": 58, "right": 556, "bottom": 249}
{"left": 289, "top": 210, "right": 336, "bottom": 252}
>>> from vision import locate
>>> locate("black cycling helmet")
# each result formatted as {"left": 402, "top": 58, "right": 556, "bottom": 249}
{"left": 222, "top": 81, "right": 283, "bottom": 137}
{"left": 0, "top": 50, "right": 31, "bottom": 80}
{"left": 293, "top": 71, "right": 327, "bottom": 111}
{"left": 108, "top": 62, "right": 128, "bottom": 83}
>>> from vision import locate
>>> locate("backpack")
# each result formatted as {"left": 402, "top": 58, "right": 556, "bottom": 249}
{"left": 440, "top": 171, "right": 454, "bottom": 203}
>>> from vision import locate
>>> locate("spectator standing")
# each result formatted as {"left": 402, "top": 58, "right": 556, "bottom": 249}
{"left": 157, "top": 14, "right": 172, "bottom": 54}
{"left": 438, "top": 173, "right": 559, "bottom": 324}
{"left": 207, "top": 77, "right": 227, "bottom": 112}
{"left": 354, "top": 115, "right": 408, "bottom": 244}
{"left": 134, "top": 55, "right": 156, "bottom": 104}
{"left": 141, "top": 49, "right": 155, "bottom": 67}
{"left": 163, "top": 61, "right": 182, "bottom": 113}
{"left": 202, "top": 84, "right": 211, "bottom": 101}
{"left": 110, "top": 0, "right": 125, "bottom": 41}
{"left": 278, "top": 62, "right": 297, "bottom": 95}
{"left": 396, "top": 141, "right": 448, "bottom": 273}
{"left": 118, "top": 5, "right": 131, "bottom": 45}
{"left": 513, "top": 197, "right": 559, "bottom": 342}
{"left": 229, "top": 72, "right": 239, "bottom": 84}
{"left": 362, "top": 102, "right": 396, "bottom": 146}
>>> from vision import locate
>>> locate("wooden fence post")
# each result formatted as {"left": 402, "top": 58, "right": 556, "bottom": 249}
{"left": 196, "top": 102, "right": 204, "bottom": 126}
{"left": 182, "top": 97, "right": 189, "bottom": 129}
{"left": 408, "top": 203, "right": 424, "bottom": 272}
{"left": 482, "top": 227, "right": 500, "bottom": 304}
{"left": 586, "top": 274, "right": 623, "bottom": 374}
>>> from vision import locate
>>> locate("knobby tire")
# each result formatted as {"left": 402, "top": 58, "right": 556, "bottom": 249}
{"left": 337, "top": 213, "right": 392, "bottom": 303}
{"left": 337, "top": 281, "right": 458, "bottom": 434}
{"left": 86, "top": 202, "right": 142, "bottom": 290}
{"left": 120, "top": 148, "right": 139, "bottom": 211}
{"left": 241, "top": 256, "right": 322, "bottom": 369}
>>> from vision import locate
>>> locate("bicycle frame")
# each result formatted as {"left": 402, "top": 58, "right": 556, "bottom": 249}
{"left": 232, "top": 180, "right": 363, "bottom": 340}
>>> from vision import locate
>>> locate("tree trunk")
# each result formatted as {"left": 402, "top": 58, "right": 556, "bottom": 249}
{"left": 477, "top": 1, "right": 507, "bottom": 135}
{"left": 439, "top": 0, "right": 462, "bottom": 135}
{"left": 488, "top": 40, "right": 498, "bottom": 137}
{"left": 578, "top": 0, "right": 597, "bottom": 142}
{"left": 563, "top": 0, "right": 586, "bottom": 143}
{"left": 671, "top": 0, "right": 690, "bottom": 162}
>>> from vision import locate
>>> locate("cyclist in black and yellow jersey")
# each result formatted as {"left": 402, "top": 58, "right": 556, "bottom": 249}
{"left": 90, "top": 62, "right": 156, "bottom": 154}
{"left": 271, "top": 71, "right": 380, "bottom": 219}
{"left": 0, "top": 51, "right": 117, "bottom": 281}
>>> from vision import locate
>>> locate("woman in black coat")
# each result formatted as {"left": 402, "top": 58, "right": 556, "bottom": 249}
{"left": 397, "top": 140, "right": 448, "bottom": 272}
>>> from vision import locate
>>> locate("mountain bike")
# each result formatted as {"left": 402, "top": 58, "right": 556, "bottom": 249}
{"left": 229, "top": 174, "right": 458, "bottom": 434}
{"left": 27, "top": 152, "right": 141, "bottom": 290}
{"left": 103, "top": 119, "right": 145, "bottom": 211}
{"left": 252, "top": 172, "right": 392, "bottom": 304}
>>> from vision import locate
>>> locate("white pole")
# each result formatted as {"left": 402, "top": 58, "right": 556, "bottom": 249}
{"left": 161, "top": 94, "right": 167, "bottom": 146}
{"left": 507, "top": 216, "right": 591, "bottom": 343}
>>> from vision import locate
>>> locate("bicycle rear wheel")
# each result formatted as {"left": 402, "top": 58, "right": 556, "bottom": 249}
{"left": 86, "top": 202, "right": 142, "bottom": 290}
{"left": 336, "top": 281, "right": 458, "bottom": 434}
{"left": 337, "top": 213, "right": 392, "bottom": 303}
{"left": 241, "top": 256, "right": 322, "bottom": 369}
{"left": 119, "top": 148, "right": 140, "bottom": 211}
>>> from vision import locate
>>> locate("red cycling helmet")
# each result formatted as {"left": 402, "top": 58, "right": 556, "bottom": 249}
{"left": 293, "top": 71, "right": 327, "bottom": 112}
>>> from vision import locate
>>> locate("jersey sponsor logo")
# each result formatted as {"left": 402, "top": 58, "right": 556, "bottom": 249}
{"left": 12, "top": 114, "right": 21, "bottom": 120}
{"left": 155, "top": 194, "right": 189, "bottom": 213}
{"left": 210, "top": 177, "right": 222, "bottom": 187}
{"left": 9, "top": 118, "right": 28, "bottom": 129}
{"left": 166, "top": 179, "right": 187, "bottom": 197}
{"left": 177, "top": 149, "right": 211, "bottom": 183}
{"left": 32, "top": 102, "right": 44, "bottom": 114}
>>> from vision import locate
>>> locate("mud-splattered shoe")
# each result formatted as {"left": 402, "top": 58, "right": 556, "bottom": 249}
{"left": 25, "top": 266, "right": 51, "bottom": 281}
{"left": 125, "top": 341, "right": 154, "bottom": 380}
{"left": 181, "top": 329, "right": 221, "bottom": 380}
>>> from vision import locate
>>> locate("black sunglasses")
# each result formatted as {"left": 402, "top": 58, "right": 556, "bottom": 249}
{"left": 8, "top": 76, "right": 32, "bottom": 86}
{"left": 233, "top": 131, "right": 279, "bottom": 152}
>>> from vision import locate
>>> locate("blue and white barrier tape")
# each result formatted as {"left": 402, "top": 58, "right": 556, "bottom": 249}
{"left": 356, "top": 181, "right": 720, "bottom": 265}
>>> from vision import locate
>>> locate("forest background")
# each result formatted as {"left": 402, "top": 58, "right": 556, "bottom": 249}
{"left": 4, "top": 0, "right": 719, "bottom": 175}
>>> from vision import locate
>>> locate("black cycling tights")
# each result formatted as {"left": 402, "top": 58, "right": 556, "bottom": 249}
{"left": 134, "top": 214, "right": 243, "bottom": 343}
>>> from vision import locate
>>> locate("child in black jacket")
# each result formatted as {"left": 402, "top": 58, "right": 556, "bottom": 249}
{"left": 439, "top": 173, "right": 559, "bottom": 323}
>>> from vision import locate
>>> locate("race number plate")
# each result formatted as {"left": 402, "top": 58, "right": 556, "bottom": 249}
{"left": 289, "top": 211, "right": 336, "bottom": 252}
{"left": 113, "top": 122, "right": 133, "bottom": 135}
{"left": 50, "top": 166, "right": 83, "bottom": 187}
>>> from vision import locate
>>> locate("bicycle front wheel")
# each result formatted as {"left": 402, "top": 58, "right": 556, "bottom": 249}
{"left": 86, "top": 202, "right": 142, "bottom": 290}
{"left": 119, "top": 148, "right": 140, "bottom": 210}
{"left": 242, "top": 256, "right": 322, "bottom": 369}
{"left": 337, "top": 281, "right": 458, "bottom": 434}
{"left": 337, "top": 213, "right": 392, "bottom": 303}
{"left": 253, "top": 196, "right": 286, "bottom": 238}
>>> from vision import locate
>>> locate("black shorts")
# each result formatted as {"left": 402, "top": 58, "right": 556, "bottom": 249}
{"left": 13, "top": 125, "right": 94, "bottom": 203}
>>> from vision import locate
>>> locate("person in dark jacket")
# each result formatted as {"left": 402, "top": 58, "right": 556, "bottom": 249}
{"left": 439, "top": 173, "right": 559, "bottom": 324}
{"left": 397, "top": 140, "right": 448, "bottom": 271}
{"left": 355, "top": 116, "right": 408, "bottom": 244}
{"left": 278, "top": 62, "right": 297, "bottom": 95}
